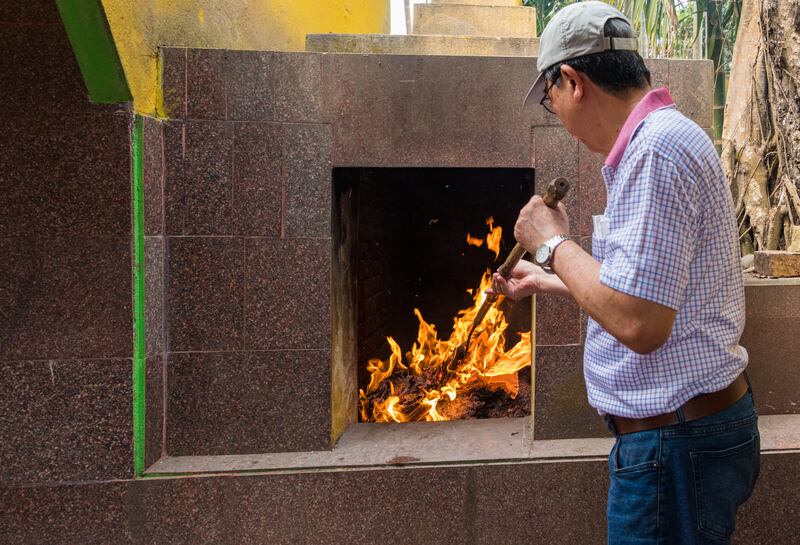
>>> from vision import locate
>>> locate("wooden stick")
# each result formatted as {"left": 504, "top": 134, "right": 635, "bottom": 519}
{"left": 443, "top": 178, "right": 572, "bottom": 381}
{"left": 543, "top": 177, "right": 570, "bottom": 208}
{"left": 496, "top": 177, "right": 571, "bottom": 279}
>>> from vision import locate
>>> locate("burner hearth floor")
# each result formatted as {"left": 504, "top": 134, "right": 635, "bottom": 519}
{"left": 144, "top": 414, "right": 800, "bottom": 477}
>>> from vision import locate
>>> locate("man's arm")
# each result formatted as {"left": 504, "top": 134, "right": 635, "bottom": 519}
{"left": 551, "top": 240, "right": 676, "bottom": 355}
{"left": 511, "top": 191, "right": 678, "bottom": 355}
{"left": 510, "top": 149, "right": 700, "bottom": 354}
{"left": 489, "top": 242, "right": 676, "bottom": 354}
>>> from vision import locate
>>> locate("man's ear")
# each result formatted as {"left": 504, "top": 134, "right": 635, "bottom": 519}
{"left": 560, "top": 64, "right": 584, "bottom": 102}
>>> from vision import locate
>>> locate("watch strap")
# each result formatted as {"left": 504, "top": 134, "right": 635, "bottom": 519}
{"left": 542, "top": 234, "right": 570, "bottom": 267}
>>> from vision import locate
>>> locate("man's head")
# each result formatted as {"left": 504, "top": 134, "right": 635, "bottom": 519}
{"left": 525, "top": 2, "right": 652, "bottom": 152}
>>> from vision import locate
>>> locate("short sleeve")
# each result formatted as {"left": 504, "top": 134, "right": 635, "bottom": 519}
{"left": 599, "top": 150, "right": 699, "bottom": 310}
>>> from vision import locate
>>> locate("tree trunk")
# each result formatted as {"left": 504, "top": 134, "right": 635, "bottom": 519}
{"left": 722, "top": 0, "right": 800, "bottom": 255}
{"left": 706, "top": 0, "right": 725, "bottom": 150}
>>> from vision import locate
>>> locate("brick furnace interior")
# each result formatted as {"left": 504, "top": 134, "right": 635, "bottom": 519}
{"left": 333, "top": 167, "right": 535, "bottom": 423}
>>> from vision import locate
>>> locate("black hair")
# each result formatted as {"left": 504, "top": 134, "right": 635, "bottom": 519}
{"left": 543, "top": 18, "right": 651, "bottom": 95}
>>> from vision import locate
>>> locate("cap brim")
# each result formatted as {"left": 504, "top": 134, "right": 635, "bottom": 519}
{"left": 522, "top": 72, "right": 547, "bottom": 109}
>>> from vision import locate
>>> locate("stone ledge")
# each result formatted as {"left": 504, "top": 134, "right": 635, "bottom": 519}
{"left": 413, "top": 4, "right": 537, "bottom": 38}
{"left": 744, "top": 270, "right": 800, "bottom": 285}
{"left": 145, "top": 413, "right": 799, "bottom": 476}
{"left": 306, "top": 33, "right": 539, "bottom": 56}
{"left": 432, "top": 0, "right": 522, "bottom": 6}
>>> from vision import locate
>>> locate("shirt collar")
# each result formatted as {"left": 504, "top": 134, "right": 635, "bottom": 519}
{"left": 604, "top": 87, "right": 675, "bottom": 169}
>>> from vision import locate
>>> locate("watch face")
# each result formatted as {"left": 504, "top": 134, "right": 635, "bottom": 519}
{"left": 535, "top": 244, "right": 550, "bottom": 265}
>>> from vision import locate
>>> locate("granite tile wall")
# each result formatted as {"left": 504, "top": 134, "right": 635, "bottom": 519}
{"left": 0, "top": 358, "right": 133, "bottom": 485}
{"left": 0, "top": 18, "right": 116, "bottom": 117}
{"left": 2, "top": 450, "right": 798, "bottom": 544}
{"left": 740, "top": 283, "right": 800, "bottom": 416}
{"left": 167, "top": 350, "right": 330, "bottom": 455}
{"left": 1, "top": 480, "right": 132, "bottom": 545}
{"left": 142, "top": 117, "right": 167, "bottom": 468}
{"left": 0, "top": 4, "right": 134, "bottom": 484}
{"left": 157, "top": 49, "right": 333, "bottom": 456}
{"left": 159, "top": 48, "right": 719, "bottom": 452}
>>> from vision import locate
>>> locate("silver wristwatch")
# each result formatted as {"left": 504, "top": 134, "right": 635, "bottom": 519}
{"left": 534, "top": 234, "right": 570, "bottom": 268}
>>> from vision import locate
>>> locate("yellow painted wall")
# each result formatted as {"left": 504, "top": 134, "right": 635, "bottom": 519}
{"left": 102, "top": 0, "right": 390, "bottom": 115}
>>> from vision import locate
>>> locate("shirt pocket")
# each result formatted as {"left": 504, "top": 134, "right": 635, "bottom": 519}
{"left": 592, "top": 214, "right": 609, "bottom": 260}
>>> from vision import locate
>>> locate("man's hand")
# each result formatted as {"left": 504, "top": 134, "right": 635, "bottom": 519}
{"left": 514, "top": 195, "right": 570, "bottom": 251}
{"left": 485, "top": 260, "right": 571, "bottom": 301}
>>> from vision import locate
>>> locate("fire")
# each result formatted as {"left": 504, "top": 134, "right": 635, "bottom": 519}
{"left": 485, "top": 217, "right": 501, "bottom": 260}
{"left": 466, "top": 217, "right": 501, "bottom": 259}
{"left": 466, "top": 234, "right": 484, "bottom": 247}
{"left": 359, "top": 219, "right": 532, "bottom": 423}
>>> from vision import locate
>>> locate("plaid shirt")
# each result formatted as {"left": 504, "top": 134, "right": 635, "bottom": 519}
{"left": 584, "top": 88, "right": 747, "bottom": 419}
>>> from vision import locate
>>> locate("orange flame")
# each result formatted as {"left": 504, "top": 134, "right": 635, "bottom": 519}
{"left": 485, "top": 217, "right": 502, "bottom": 261}
{"left": 466, "top": 217, "right": 502, "bottom": 260}
{"left": 359, "top": 270, "right": 531, "bottom": 423}
{"left": 466, "top": 234, "right": 484, "bottom": 247}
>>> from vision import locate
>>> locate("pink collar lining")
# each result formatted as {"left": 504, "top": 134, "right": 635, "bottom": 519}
{"left": 604, "top": 87, "right": 675, "bottom": 169}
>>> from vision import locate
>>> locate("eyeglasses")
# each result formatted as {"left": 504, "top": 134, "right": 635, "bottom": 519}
{"left": 540, "top": 79, "right": 558, "bottom": 115}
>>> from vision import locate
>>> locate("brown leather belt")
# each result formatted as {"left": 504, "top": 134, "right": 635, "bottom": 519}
{"left": 608, "top": 373, "right": 749, "bottom": 435}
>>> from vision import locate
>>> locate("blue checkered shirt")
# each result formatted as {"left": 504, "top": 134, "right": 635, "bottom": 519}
{"left": 585, "top": 104, "right": 747, "bottom": 419}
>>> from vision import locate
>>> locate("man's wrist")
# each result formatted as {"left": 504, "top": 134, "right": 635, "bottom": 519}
{"left": 550, "top": 237, "right": 577, "bottom": 272}
{"left": 536, "top": 234, "right": 570, "bottom": 268}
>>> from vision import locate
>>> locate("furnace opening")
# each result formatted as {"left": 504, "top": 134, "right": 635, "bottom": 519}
{"left": 333, "top": 168, "right": 535, "bottom": 424}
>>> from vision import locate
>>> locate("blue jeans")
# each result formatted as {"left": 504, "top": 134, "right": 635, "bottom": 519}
{"left": 606, "top": 390, "right": 760, "bottom": 545}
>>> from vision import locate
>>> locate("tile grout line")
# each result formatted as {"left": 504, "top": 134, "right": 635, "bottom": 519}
{"left": 280, "top": 124, "right": 287, "bottom": 239}
{"left": 242, "top": 237, "right": 247, "bottom": 354}
{"left": 183, "top": 48, "right": 188, "bottom": 119}
{"left": 168, "top": 348, "right": 331, "bottom": 354}
{"left": 160, "top": 118, "right": 170, "bottom": 461}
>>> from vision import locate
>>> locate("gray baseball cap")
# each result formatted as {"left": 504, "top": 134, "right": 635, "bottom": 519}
{"left": 523, "top": 1, "right": 639, "bottom": 108}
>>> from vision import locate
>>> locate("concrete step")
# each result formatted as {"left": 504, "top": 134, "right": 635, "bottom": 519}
{"left": 413, "top": 4, "right": 537, "bottom": 38}
{"left": 430, "top": 0, "right": 522, "bottom": 6}
{"left": 306, "top": 33, "right": 539, "bottom": 57}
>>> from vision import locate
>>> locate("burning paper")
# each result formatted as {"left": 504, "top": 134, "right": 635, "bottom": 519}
{"left": 359, "top": 220, "right": 532, "bottom": 422}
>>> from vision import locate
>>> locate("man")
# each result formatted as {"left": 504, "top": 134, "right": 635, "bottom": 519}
{"left": 489, "top": 2, "right": 760, "bottom": 543}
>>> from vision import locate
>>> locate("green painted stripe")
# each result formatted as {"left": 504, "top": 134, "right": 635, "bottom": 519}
{"left": 131, "top": 114, "right": 146, "bottom": 477}
{"left": 55, "top": 0, "right": 132, "bottom": 103}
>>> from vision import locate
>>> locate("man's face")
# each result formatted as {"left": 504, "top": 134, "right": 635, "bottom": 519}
{"left": 542, "top": 67, "right": 603, "bottom": 154}
{"left": 545, "top": 74, "right": 580, "bottom": 138}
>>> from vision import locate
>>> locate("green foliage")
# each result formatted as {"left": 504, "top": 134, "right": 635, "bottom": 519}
{"left": 521, "top": 0, "right": 743, "bottom": 146}
{"left": 521, "top": 0, "right": 742, "bottom": 69}
{"left": 522, "top": 0, "right": 574, "bottom": 36}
